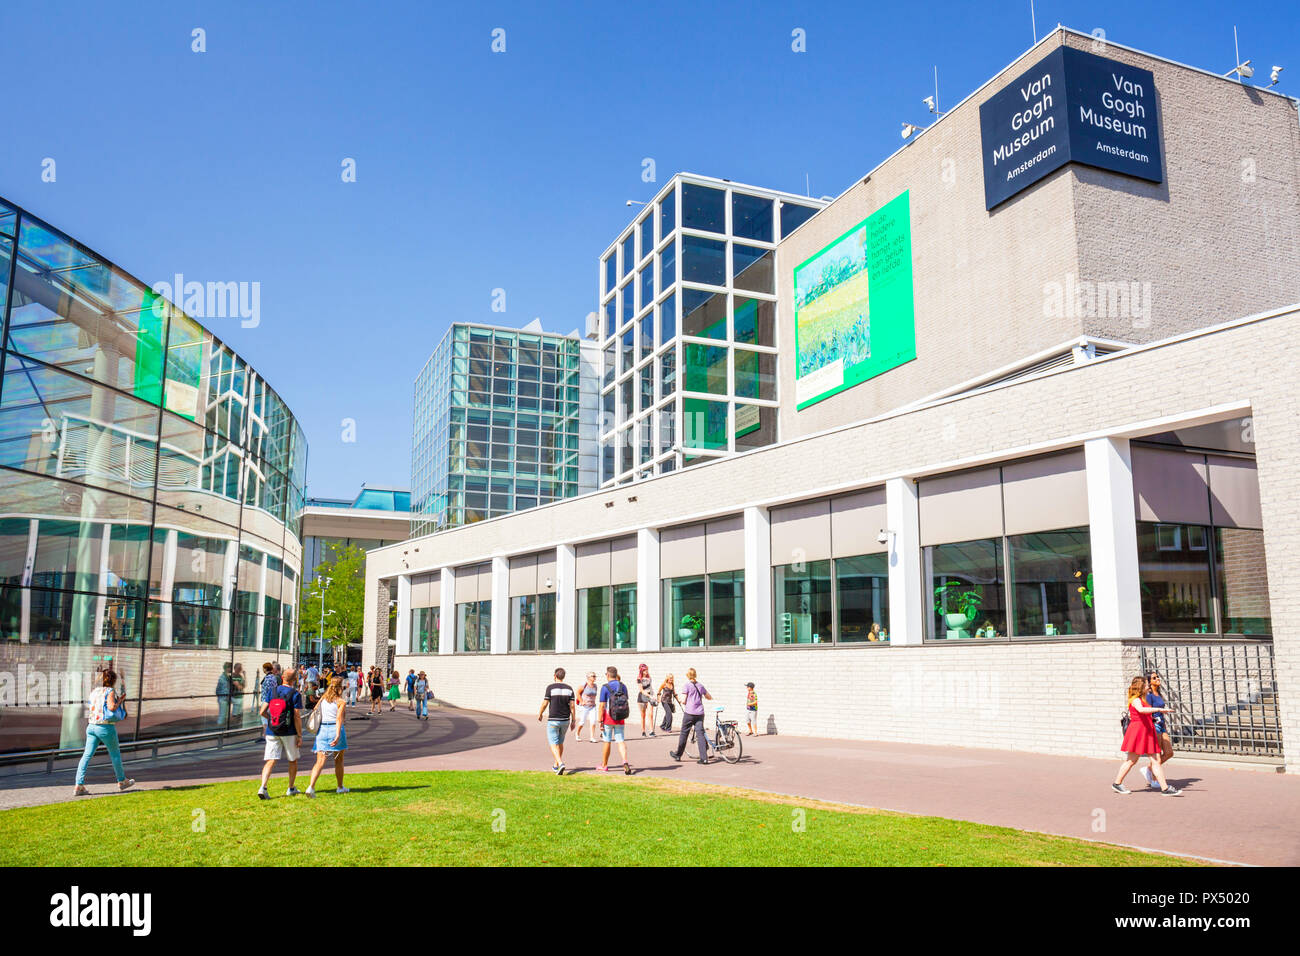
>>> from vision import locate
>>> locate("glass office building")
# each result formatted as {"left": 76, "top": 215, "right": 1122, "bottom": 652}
{"left": 411, "top": 322, "right": 597, "bottom": 538}
{"left": 0, "top": 196, "right": 307, "bottom": 756}
{"left": 598, "top": 174, "right": 825, "bottom": 485}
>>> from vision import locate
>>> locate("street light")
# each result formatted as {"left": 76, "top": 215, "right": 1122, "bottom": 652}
{"left": 312, "top": 576, "right": 333, "bottom": 670}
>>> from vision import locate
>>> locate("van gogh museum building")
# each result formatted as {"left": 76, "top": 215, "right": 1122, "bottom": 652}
{"left": 365, "top": 29, "right": 1300, "bottom": 771}
{"left": 0, "top": 197, "right": 307, "bottom": 757}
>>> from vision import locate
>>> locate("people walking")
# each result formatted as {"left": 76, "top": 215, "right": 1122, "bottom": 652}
{"left": 346, "top": 666, "right": 359, "bottom": 706}
{"left": 414, "top": 671, "right": 430, "bottom": 719}
{"left": 575, "top": 672, "right": 599, "bottom": 742}
{"left": 1142, "top": 670, "right": 1175, "bottom": 790}
{"left": 72, "top": 669, "right": 135, "bottom": 796}
{"left": 387, "top": 670, "right": 401, "bottom": 712}
{"left": 597, "top": 666, "right": 632, "bottom": 774}
{"left": 257, "top": 666, "right": 303, "bottom": 799}
{"left": 405, "top": 669, "right": 417, "bottom": 711}
{"left": 306, "top": 677, "right": 349, "bottom": 796}
{"left": 745, "top": 682, "right": 759, "bottom": 736}
{"left": 667, "top": 668, "right": 712, "bottom": 765}
{"left": 636, "top": 663, "right": 656, "bottom": 737}
{"left": 658, "top": 674, "right": 678, "bottom": 733}
{"left": 259, "top": 662, "right": 278, "bottom": 733}
{"left": 215, "top": 662, "right": 233, "bottom": 726}
{"left": 369, "top": 668, "right": 384, "bottom": 715}
{"left": 1113, "top": 676, "right": 1180, "bottom": 796}
{"left": 538, "top": 667, "right": 576, "bottom": 775}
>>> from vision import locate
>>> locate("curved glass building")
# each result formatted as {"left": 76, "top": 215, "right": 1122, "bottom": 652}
{"left": 0, "top": 196, "right": 307, "bottom": 757}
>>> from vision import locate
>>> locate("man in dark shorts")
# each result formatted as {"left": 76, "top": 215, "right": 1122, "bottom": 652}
{"left": 538, "top": 667, "right": 576, "bottom": 776}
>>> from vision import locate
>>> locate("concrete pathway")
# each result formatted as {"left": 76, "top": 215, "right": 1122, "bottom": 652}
{"left": 3, "top": 704, "right": 1297, "bottom": 866}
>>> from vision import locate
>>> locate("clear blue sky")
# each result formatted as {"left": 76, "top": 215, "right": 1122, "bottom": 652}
{"left": 2, "top": 0, "right": 1294, "bottom": 499}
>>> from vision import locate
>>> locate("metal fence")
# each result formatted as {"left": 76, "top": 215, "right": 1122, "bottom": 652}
{"left": 1140, "top": 640, "right": 1282, "bottom": 759}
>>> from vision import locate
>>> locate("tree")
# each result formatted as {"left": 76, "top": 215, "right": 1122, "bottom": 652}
{"left": 301, "top": 543, "right": 367, "bottom": 660}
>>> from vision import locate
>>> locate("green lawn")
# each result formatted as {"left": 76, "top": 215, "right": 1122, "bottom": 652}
{"left": 0, "top": 771, "right": 1199, "bottom": 866}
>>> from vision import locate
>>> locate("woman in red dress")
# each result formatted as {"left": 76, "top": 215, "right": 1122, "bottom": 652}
{"left": 1113, "top": 676, "right": 1180, "bottom": 795}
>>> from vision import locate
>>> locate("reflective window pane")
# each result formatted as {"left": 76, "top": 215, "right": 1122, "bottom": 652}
{"left": 1216, "top": 527, "right": 1270, "bottom": 636}
{"left": 682, "top": 184, "right": 726, "bottom": 233}
{"left": 774, "top": 561, "right": 832, "bottom": 644}
{"left": 926, "top": 538, "right": 1007, "bottom": 639}
{"left": 682, "top": 236, "right": 726, "bottom": 287}
{"left": 780, "top": 201, "right": 820, "bottom": 238}
{"left": 1008, "top": 528, "right": 1095, "bottom": 637}
{"left": 836, "top": 554, "right": 890, "bottom": 642}
{"left": 1137, "top": 522, "right": 1213, "bottom": 634}
{"left": 681, "top": 289, "right": 726, "bottom": 339}
{"left": 732, "top": 193, "right": 774, "bottom": 243}
{"left": 733, "top": 245, "right": 774, "bottom": 293}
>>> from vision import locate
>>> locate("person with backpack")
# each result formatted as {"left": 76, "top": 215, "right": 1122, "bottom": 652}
{"left": 257, "top": 666, "right": 304, "bottom": 799}
{"left": 667, "top": 668, "right": 713, "bottom": 766}
{"left": 597, "top": 666, "right": 633, "bottom": 774}
{"left": 258, "top": 662, "right": 278, "bottom": 733}
{"left": 72, "top": 669, "right": 135, "bottom": 796}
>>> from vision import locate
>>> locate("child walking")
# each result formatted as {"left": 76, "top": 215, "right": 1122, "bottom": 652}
{"left": 744, "top": 682, "right": 758, "bottom": 736}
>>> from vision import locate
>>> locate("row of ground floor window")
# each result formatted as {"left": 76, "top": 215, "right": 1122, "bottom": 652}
{"left": 407, "top": 519, "right": 1270, "bottom": 653}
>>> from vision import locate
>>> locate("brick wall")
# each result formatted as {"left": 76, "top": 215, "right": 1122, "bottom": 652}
{"left": 396, "top": 639, "right": 1137, "bottom": 760}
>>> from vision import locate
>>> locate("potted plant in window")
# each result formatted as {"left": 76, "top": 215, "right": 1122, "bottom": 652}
{"left": 614, "top": 615, "right": 633, "bottom": 649}
{"left": 933, "top": 583, "right": 982, "bottom": 640}
{"left": 678, "top": 613, "right": 704, "bottom": 645}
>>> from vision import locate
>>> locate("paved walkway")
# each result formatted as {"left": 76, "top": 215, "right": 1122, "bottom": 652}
{"left": 3, "top": 704, "right": 1297, "bottom": 866}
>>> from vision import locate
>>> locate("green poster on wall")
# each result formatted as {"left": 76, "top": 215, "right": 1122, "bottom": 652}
{"left": 793, "top": 190, "right": 915, "bottom": 410}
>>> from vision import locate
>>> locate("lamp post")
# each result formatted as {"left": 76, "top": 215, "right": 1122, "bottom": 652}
{"left": 313, "top": 576, "right": 333, "bottom": 671}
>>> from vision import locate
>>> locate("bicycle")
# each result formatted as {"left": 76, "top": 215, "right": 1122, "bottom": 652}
{"left": 684, "top": 706, "right": 743, "bottom": 764}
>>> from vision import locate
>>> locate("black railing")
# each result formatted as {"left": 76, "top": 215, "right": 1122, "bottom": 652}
{"left": 1139, "top": 640, "right": 1282, "bottom": 759}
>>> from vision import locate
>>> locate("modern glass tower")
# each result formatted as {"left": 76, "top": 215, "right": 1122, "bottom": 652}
{"left": 411, "top": 322, "right": 598, "bottom": 537}
{"left": 598, "top": 173, "right": 826, "bottom": 486}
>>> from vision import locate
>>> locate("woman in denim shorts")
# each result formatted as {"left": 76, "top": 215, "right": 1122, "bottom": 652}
{"left": 306, "top": 677, "right": 349, "bottom": 796}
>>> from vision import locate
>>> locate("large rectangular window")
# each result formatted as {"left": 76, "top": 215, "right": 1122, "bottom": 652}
{"left": 1137, "top": 522, "right": 1213, "bottom": 634}
{"left": 1216, "top": 528, "right": 1270, "bottom": 636}
{"left": 836, "top": 553, "right": 889, "bottom": 643}
{"left": 457, "top": 600, "right": 491, "bottom": 653}
{"left": 774, "top": 560, "right": 832, "bottom": 644}
{"left": 578, "top": 586, "right": 610, "bottom": 651}
{"left": 512, "top": 591, "right": 558, "bottom": 651}
{"left": 1008, "top": 528, "right": 1094, "bottom": 637}
{"left": 662, "top": 572, "right": 743, "bottom": 648}
{"left": 926, "top": 538, "right": 1007, "bottom": 640}
{"left": 412, "top": 606, "right": 440, "bottom": 653}
{"left": 772, "top": 556, "right": 887, "bottom": 645}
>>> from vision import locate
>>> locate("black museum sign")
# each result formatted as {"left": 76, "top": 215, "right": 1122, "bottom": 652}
{"left": 978, "top": 45, "right": 1164, "bottom": 210}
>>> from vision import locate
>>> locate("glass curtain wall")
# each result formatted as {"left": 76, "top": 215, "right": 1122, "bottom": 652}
{"left": 0, "top": 196, "right": 307, "bottom": 756}
{"left": 598, "top": 177, "right": 822, "bottom": 485}
{"left": 411, "top": 324, "right": 583, "bottom": 536}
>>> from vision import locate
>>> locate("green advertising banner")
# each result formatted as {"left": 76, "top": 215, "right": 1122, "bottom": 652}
{"left": 793, "top": 190, "right": 915, "bottom": 410}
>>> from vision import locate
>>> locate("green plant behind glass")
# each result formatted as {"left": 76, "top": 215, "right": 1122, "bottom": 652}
{"left": 933, "top": 582, "right": 982, "bottom": 621}
{"left": 680, "top": 613, "right": 704, "bottom": 631}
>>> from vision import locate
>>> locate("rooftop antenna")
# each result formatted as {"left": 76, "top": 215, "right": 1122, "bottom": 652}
{"left": 1030, "top": 0, "right": 1037, "bottom": 44}
{"left": 1225, "top": 25, "right": 1254, "bottom": 81}
{"left": 923, "top": 66, "right": 947, "bottom": 118}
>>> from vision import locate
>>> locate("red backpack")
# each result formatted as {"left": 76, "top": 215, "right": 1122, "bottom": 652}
{"left": 267, "top": 687, "right": 297, "bottom": 733}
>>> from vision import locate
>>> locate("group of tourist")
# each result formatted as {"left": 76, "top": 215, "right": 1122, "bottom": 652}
{"left": 540, "top": 664, "right": 755, "bottom": 776}
{"left": 70, "top": 659, "right": 1185, "bottom": 802}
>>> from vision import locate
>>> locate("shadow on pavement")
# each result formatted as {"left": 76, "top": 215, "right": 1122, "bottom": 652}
{"left": 0, "top": 705, "right": 526, "bottom": 793}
